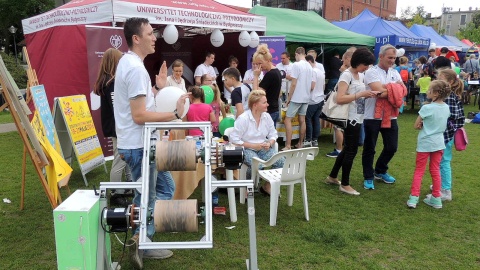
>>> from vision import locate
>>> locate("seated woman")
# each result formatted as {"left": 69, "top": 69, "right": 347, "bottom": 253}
{"left": 229, "top": 90, "right": 284, "bottom": 195}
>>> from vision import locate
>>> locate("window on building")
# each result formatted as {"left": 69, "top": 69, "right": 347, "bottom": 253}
{"left": 446, "top": 24, "right": 451, "bottom": 34}
{"left": 346, "top": 8, "right": 350, "bottom": 19}
{"left": 381, "top": 0, "right": 384, "bottom": 8}
{"left": 386, "top": 0, "right": 388, "bottom": 9}
{"left": 460, "top": 14, "right": 467, "bottom": 25}
{"left": 369, "top": 0, "right": 372, "bottom": 4}
{"left": 340, "top": 7, "right": 344, "bottom": 21}
{"left": 448, "top": 14, "right": 452, "bottom": 20}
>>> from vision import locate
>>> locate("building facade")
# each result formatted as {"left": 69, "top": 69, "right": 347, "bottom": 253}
{"left": 258, "top": 0, "right": 397, "bottom": 21}
{"left": 439, "top": 7, "right": 479, "bottom": 36}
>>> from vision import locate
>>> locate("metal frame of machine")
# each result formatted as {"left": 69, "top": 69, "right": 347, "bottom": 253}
{"left": 98, "top": 121, "right": 259, "bottom": 270}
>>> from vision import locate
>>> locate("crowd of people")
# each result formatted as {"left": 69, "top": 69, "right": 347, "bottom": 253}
{"left": 94, "top": 17, "right": 474, "bottom": 269}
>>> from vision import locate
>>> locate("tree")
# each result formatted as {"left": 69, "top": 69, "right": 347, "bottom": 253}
{"left": 457, "top": 11, "right": 480, "bottom": 43}
{"left": 0, "top": 0, "right": 54, "bottom": 55}
{"left": 399, "top": 5, "right": 428, "bottom": 28}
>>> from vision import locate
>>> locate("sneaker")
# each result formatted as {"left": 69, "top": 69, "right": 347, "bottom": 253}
{"left": 363, "top": 180, "right": 375, "bottom": 190}
{"left": 441, "top": 189, "right": 452, "bottom": 201}
{"left": 406, "top": 195, "right": 419, "bottom": 208}
{"left": 312, "top": 140, "right": 318, "bottom": 147}
{"left": 127, "top": 234, "right": 143, "bottom": 269}
{"left": 143, "top": 249, "right": 174, "bottom": 259}
{"left": 326, "top": 149, "right": 339, "bottom": 158}
{"left": 423, "top": 194, "right": 442, "bottom": 209}
{"left": 374, "top": 173, "right": 396, "bottom": 184}
{"left": 429, "top": 186, "right": 452, "bottom": 201}
{"left": 303, "top": 140, "right": 312, "bottom": 147}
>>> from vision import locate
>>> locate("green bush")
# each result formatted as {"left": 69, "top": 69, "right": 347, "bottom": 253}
{"left": 0, "top": 51, "right": 27, "bottom": 89}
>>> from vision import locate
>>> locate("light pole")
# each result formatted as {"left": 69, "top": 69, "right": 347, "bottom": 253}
{"left": 8, "top": 26, "right": 18, "bottom": 65}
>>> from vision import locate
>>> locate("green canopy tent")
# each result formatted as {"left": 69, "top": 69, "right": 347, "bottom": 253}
{"left": 249, "top": 5, "right": 375, "bottom": 49}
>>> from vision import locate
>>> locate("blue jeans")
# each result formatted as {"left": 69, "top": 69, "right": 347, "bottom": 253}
{"left": 440, "top": 139, "right": 454, "bottom": 190}
{"left": 244, "top": 147, "right": 285, "bottom": 179}
{"left": 305, "top": 102, "right": 323, "bottom": 141}
{"left": 118, "top": 148, "right": 175, "bottom": 238}
{"left": 329, "top": 120, "right": 361, "bottom": 186}
{"left": 325, "top": 78, "right": 338, "bottom": 95}
{"left": 362, "top": 119, "right": 399, "bottom": 180}
{"left": 419, "top": 93, "right": 427, "bottom": 108}
{"left": 269, "top": 111, "right": 280, "bottom": 129}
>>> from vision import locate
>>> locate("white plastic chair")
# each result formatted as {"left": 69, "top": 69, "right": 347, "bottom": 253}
{"left": 239, "top": 143, "right": 278, "bottom": 204}
{"left": 251, "top": 147, "right": 319, "bottom": 226}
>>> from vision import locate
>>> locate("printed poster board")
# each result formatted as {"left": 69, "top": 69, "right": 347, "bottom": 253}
{"left": 30, "top": 85, "right": 62, "bottom": 155}
{"left": 53, "top": 95, "right": 106, "bottom": 186}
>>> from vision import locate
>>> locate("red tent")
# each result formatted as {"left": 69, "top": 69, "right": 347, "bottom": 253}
{"left": 21, "top": 0, "right": 266, "bottom": 108}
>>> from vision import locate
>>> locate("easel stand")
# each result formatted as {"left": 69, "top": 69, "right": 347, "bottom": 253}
{"left": 0, "top": 76, "right": 58, "bottom": 209}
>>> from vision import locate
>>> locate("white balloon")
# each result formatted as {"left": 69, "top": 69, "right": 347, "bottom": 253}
{"left": 239, "top": 31, "right": 250, "bottom": 47}
{"left": 163, "top": 24, "right": 178, "bottom": 45}
{"left": 429, "top": 42, "right": 436, "bottom": 50}
{"left": 154, "top": 86, "right": 190, "bottom": 118}
{"left": 210, "top": 29, "right": 224, "bottom": 47}
{"left": 249, "top": 31, "right": 259, "bottom": 48}
{"left": 224, "top": 127, "right": 234, "bottom": 138}
{"left": 396, "top": 48, "right": 405, "bottom": 57}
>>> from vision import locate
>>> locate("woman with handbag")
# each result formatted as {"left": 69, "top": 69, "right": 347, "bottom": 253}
{"left": 324, "top": 48, "right": 379, "bottom": 195}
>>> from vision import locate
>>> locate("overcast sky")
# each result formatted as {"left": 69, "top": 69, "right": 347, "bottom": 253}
{"left": 215, "top": 0, "right": 479, "bottom": 17}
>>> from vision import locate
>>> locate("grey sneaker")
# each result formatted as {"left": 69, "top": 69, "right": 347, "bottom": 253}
{"left": 143, "top": 249, "right": 173, "bottom": 259}
{"left": 312, "top": 140, "right": 318, "bottom": 147}
{"left": 303, "top": 140, "right": 312, "bottom": 147}
{"left": 127, "top": 234, "right": 143, "bottom": 269}
{"left": 441, "top": 189, "right": 452, "bottom": 201}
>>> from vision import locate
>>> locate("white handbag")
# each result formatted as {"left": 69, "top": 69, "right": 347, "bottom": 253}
{"left": 320, "top": 89, "right": 349, "bottom": 128}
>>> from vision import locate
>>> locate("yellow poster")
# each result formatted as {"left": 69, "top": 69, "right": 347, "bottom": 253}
{"left": 31, "top": 111, "right": 72, "bottom": 202}
{"left": 57, "top": 95, "right": 105, "bottom": 174}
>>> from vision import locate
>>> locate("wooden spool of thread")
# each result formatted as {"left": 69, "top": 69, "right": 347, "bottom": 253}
{"left": 156, "top": 140, "right": 197, "bottom": 171}
{"left": 154, "top": 199, "right": 198, "bottom": 232}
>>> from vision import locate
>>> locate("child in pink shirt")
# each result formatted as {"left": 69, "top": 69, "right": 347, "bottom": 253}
{"left": 186, "top": 86, "right": 215, "bottom": 136}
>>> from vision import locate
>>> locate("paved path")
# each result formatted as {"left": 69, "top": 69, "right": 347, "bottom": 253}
{"left": 0, "top": 123, "right": 16, "bottom": 133}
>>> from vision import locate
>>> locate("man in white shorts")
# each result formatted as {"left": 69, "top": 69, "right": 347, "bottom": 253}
{"left": 284, "top": 47, "right": 315, "bottom": 150}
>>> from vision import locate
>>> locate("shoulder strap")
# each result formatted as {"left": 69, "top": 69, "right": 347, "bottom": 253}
{"left": 243, "top": 83, "right": 252, "bottom": 92}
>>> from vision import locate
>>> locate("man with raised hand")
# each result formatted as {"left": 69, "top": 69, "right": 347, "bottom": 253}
{"left": 114, "top": 17, "right": 189, "bottom": 269}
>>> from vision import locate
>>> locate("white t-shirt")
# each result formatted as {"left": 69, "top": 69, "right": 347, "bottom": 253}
{"left": 339, "top": 69, "right": 366, "bottom": 123}
{"left": 194, "top": 63, "right": 216, "bottom": 80}
{"left": 114, "top": 52, "right": 154, "bottom": 149}
{"left": 243, "top": 69, "right": 263, "bottom": 90}
{"left": 309, "top": 67, "right": 325, "bottom": 105}
{"left": 290, "top": 59, "right": 314, "bottom": 103}
{"left": 276, "top": 62, "right": 292, "bottom": 91}
{"left": 315, "top": 62, "right": 326, "bottom": 75}
{"left": 364, "top": 65, "right": 402, "bottom": 120}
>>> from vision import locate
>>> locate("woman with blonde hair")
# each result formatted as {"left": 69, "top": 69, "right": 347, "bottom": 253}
{"left": 93, "top": 48, "right": 132, "bottom": 205}
{"left": 430, "top": 68, "right": 465, "bottom": 201}
{"left": 230, "top": 90, "right": 284, "bottom": 195}
{"left": 252, "top": 44, "right": 282, "bottom": 126}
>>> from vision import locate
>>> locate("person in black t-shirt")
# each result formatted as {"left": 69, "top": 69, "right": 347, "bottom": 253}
{"left": 434, "top": 47, "right": 452, "bottom": 70}
{"left": 224, "top": 67, "right": 250, "bottom": 118}
{"left": 252, "top": 44, "right": 282, "bottom": 127}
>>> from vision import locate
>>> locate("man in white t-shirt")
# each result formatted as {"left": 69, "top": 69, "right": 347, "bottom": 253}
{"left": 304, "top": 54, "right": 324, "bottom": 147}
{"left": 276, "top": 51, "right": 293, "bottom": 94}
{"left": 362, "top": 44, "right": 404, "bottom": 191}
{"left": 307, "top": 49, "right": 326, "bottom": 75}
{"left": 194, "top": 51, "right": 216, "bottom": 85}
{"left": 284, "top": 47, "right": 315, "bottom": 150}
{"left": 114, "top": 17, "right": 189, "bottom": 269}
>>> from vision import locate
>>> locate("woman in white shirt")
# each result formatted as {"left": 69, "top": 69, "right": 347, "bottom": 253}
{"left": 243, "top": 58, "right": 264, "bottom": 90}
{"left": 230, "top": 90, "right": 284, "bottom": 195}
{"left": 166, "top": 59, "right": 187, "bottom": 92}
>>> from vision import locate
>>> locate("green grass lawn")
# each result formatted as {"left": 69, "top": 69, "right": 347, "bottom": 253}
{"left": 0, "top": 110, "right": 13, "bottom": 124}
{"left": 0, "top": 103, "right": 479, "bottom": 269}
